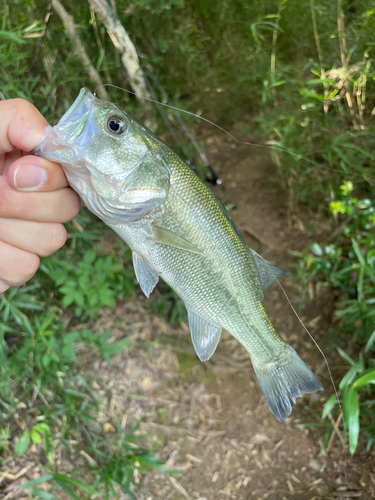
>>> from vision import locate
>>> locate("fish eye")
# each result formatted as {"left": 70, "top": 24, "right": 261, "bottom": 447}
{"left": 107, "top": 115, "right": 126, "bottom": 135}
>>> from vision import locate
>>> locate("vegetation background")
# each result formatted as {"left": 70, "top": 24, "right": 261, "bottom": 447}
{"left": 0, "top": 0, "right": 375, "bottom": 498}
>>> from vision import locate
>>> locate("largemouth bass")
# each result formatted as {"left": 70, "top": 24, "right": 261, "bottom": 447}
{"left": 34, "top": 88, "right": 323, "bottom": 421}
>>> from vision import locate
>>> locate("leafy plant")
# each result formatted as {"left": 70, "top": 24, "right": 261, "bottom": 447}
{"left": 296, "top": 182, "right": 375, "bottom": 453}
{"left": 41, "top": 248, "right": 134, "bottom": 319}
{"left": 18, "top": 419, "right": 176, "bottom": 500}
{"left": 18, "top": 431, "right": 101, "bottom": 500}
{"left": 15, "top": 423, "right": 50, "bottom": 456}
{"left": 86, "top": 419, "right": 178, "bottom": 499}
{"left": 322, "top": 348, "right": 375, "bottom": 455}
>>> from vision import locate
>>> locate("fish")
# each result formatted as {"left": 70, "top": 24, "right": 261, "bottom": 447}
{"left": 34, "top": 88, "right": 323, "bottom": 421}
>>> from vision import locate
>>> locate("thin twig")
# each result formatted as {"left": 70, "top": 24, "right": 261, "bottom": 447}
{"left": 270, "top": 0, "right": 287, "bottom": 104}
{"left": 310, "top": 0, "right": 329, "bottom": 113}
{"left": 336, "top": 0, "right": 359, "bottom": 129}
{"left": 51, "top": 0, "right": 108, "bottom": 100}
{"left": 327, "top": 411, "right": 345, "bottom": 451}
{"left": 30, "top": 0, "right": 53, "bottom": 69}
{"left": 169, "top": 476, "right": 192, "bottom": 499}
{"left": 337, "top": 0, "right": 347, "bottom": 68}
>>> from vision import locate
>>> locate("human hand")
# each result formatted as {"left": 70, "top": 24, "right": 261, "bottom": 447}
{"left": 0, "top": 98, "right": 81, "bottom": 292}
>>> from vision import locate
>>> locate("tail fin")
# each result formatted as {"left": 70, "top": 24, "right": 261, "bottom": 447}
{"left": 252, "top": 344, "right": 323, "bottom": 421}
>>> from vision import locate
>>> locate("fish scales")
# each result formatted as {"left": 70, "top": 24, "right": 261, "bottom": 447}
{"left": 118, "top": 144, "right": 278, "bottom": 358}
{"left": 34, "top": 88, "right": 323, "bottom": 421}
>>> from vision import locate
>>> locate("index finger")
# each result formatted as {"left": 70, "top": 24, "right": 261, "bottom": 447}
{"left": 0, "top": 99, "right": 49, "bottom": 155}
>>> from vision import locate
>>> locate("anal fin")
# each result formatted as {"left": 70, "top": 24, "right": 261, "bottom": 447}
{"left": 187, "top": 310, "right": 221, "bottom": 361}
{"left": 132, "top": 251, "right": 159, "bottom": 298}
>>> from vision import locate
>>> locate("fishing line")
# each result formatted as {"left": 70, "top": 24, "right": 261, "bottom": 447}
{"left": 272, "top": 272, "right": 348, "bottom": 484}
{"left": 94, "top": 83, "right": 375, "bottom": 183}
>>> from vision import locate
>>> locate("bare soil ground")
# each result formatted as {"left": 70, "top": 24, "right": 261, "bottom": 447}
{"left": 2, "top": 134, "right": 375, "bottom": 499}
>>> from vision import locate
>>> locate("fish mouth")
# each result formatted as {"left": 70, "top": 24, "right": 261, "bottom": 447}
{"left": 58, "top": 88, "right": 95, "bottom": 142}
{"left": 54, "top": 88, "right": 99, "bottom": 150}
{"left": 34, "top": 88, "right": 99, "bottom": 164}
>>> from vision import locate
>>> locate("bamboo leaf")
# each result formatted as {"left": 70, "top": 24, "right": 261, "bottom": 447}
{"left": 353, "top": 369, "right": 375, "bottom": 388}
{"left": 365, "top": 329, "right": 375, "bottom": 353}
{"left": 343, "top": 386, "right": 359, "bottom": 455}
{"left": 29, "top": 488, "right": 55, "bottom": 500}
{"left": 322, "top": 394, "right": 337, "bottom": 419}
{"left": 54, "top": 478, "right": 80, "bottom": 500}
{"left": 19, "top": 475, "right": 54, "bottom": 489}
{"left": 53, "top": 474, "right": 99, "bottom": 496}
{"left": 351, "top": 239, "right": 366, "bottom": 266}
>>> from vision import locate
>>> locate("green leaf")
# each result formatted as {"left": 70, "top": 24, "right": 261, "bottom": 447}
{"left": 322, "top": 394, "right": 337, "bottom": 419}
{"left": 311, "top": 243, "right": 323, "bottom": 256}
{"left": 53, "top": 474, "right": 99, "bottom": 496}
{"left": 19, "top": 475, "right": 54, "bottom": 489}
{"left": 337, "top": 348, "right": 356, "bottom": 367}
{"left": 351, "top": 239, "right": 365, "bottom": 266}
{"left": 29, "top": 488, "right": 55, "bottom": 500}
{"left": 35, "top": 423, "right": 50, "bottom": 433}
{"left": 15, "top": 431, "right": 30, "bottom": 456}
{"left": 99, "top": 289, "right": 115, "bottom": 307}
{"left": 31, "top": 429, "right": 42, "bottom": 444}
{"left": 64, "top": 332, "right": 80, "bottom": 344}
{"left": 343, "top": 386, "right": 359, "bottom": 455}
{"left": 271, "top": 80, "right": 286, "bottom": 88}
{"left": 62, "top": 294, "right": 75, "bottom": 307}
{"left": 357, "top": 265, "right": 364, "bottom": 302}
{"left": 0, "top": 30, "right": 26, "bottom": 44}
{"left": 62, "top": 344, "right": 76, "bottom": 361}
{"left": 88, "top": 291, "right": 99, "bottom": 308}
{"left": 59, "top": 285, "right": 75, "bottom": 295}
{"left": 259, "top": 20, "right": 284, "bottom": 33}
{"left": 74, "top": 291, "right": 85, "bottom": 307}
{"left": 83, "top": 250, "right": 96, "bottom": 264}
{"left": 250, "top": 23, "right": 261, "bottom": 46}
{"left": 339, "top": 366, "right": 357, "bottom": 390}
{"left": 353, "top": 369, "right": 375, "bottom": 388}
{"left": 44, "top": 431, "right": 52, "bottom": 469}
{"left": 54, "top": 478, "right": 80, "bottom": 500}
{"left": 365, "top": 329, "right": 375, "bottom": 353}
{"left": 78, "top": 275, "right": 90, "bottom": 290}
{"left": 342, "top": 143, "right": 374, "bottom": 159}
{"left": 42, "top": 355, "right": 51, "bottom": 368}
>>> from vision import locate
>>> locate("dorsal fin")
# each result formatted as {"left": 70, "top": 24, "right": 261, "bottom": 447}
{"left": 249, "top": 248, "right": 286, "bottom": 297}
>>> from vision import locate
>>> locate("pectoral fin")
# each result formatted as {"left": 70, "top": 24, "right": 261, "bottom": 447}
{"left": 150, "top": 225, "right": 203, "bottom": 255}
{"left": 132, "top": 251, "right": 159, "bottom": 298}
{"left": 249, "top": 248, "right": 286, "bottom": 297}
{"left": 187, "top": 310, "right": 221, "bottom": 361}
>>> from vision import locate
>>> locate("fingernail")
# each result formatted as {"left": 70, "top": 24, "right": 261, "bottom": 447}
{"left": 13, "top": 164, "right": 47, "bottom": 191}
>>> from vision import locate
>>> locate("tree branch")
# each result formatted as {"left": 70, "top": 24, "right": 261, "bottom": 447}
{"left": 87, "top": 0, "right": 151, "bottom": 108}
{"left": 51, "top": 0, "right": 108, "bottom": 100}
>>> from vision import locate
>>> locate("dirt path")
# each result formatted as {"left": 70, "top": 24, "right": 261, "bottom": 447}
{"left": 85, "top": 137, "right": 375, "bottom": 499}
